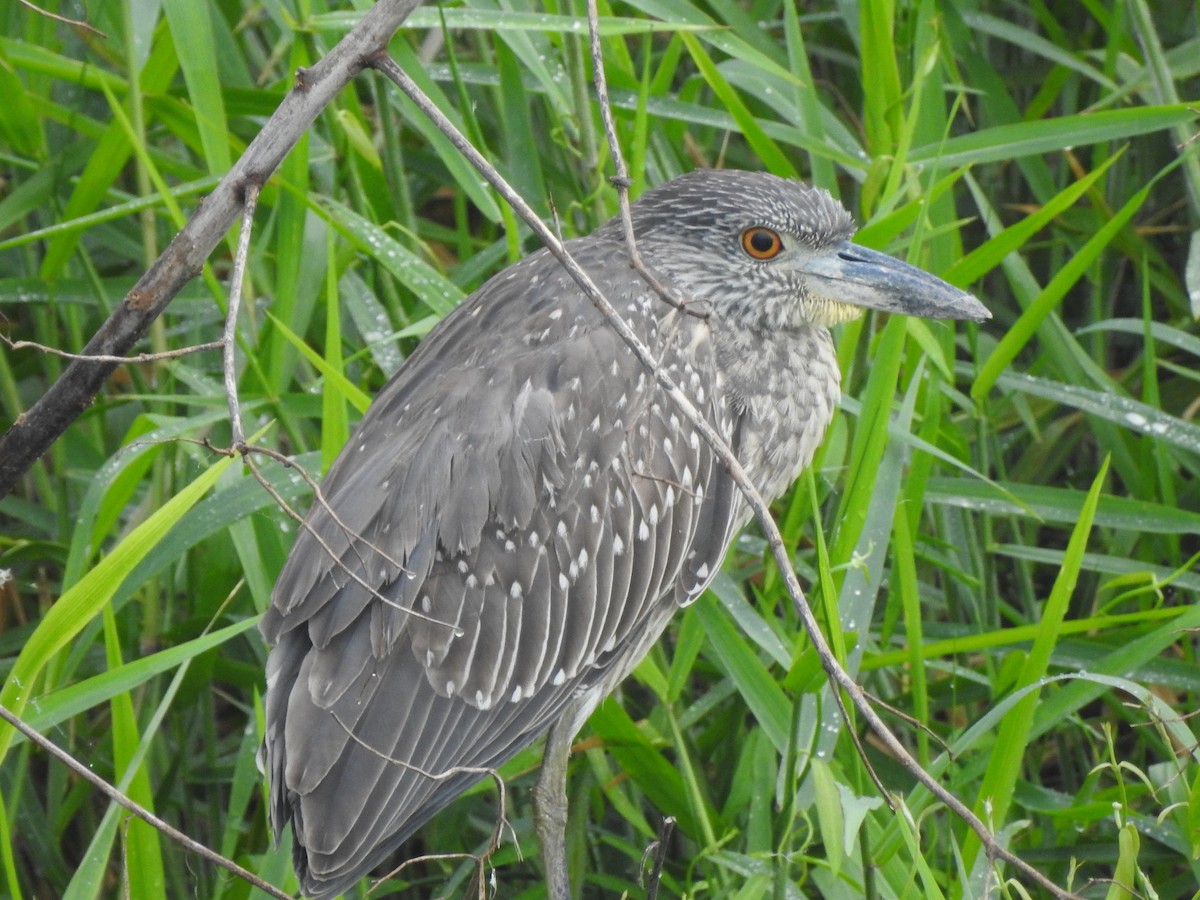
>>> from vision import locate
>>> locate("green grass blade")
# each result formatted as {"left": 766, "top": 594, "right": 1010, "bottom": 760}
{"left": 0, "top": 455, "right": 233, "bottom": 765}
{"left": 265, "top": 311, "right": 371, "bottom": 414}
{"left": 102, "top": 606, "right": 166, "bottom": 899}
{"left": 972, "top": 178, "right": 1153, "bottom": 400}
{"left": 678, "top": 33, "right": 799, "bottom": 178}
{"left": 910, "top": 104, "right": 1196, "bottom": 167}
{"left": 962, "top": 456, "right": 1111, "bottom": 871}
{"left": 162, "top": 0, "right": 231, "bottom": 175}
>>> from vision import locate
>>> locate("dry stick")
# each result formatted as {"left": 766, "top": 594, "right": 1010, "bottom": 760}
{"left": 0, "top": 703, "right": 294, "bottom": 900}
{"left": 582, "top": 1, "right": 701, "bottom": 320}
{"left": 329, "top": 710, "right": 511, "bottom": 897}
{"left": 223, "top": 183, "right": 261, "bottom": 447}
{"left": 15, "top": 0, "right": 107, "bottom": 37}
{"left": 0, "top": 336, "right": 224, "bottom": 364}
{"left": 0, "top": 0, "right": 425, "bottom": 500}
{"left": 370, "top": 52, "right": 1077, "bottom": 900}
{"left": 226, "top": 444, "right": 460, "bottom": 635}
{"left": 585, "top": 12, "right": 889, "bottom": 807}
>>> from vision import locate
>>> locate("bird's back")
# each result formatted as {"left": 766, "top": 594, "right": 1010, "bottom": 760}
{"left": 261, "top": 235, "right": 759, "bottom": 897}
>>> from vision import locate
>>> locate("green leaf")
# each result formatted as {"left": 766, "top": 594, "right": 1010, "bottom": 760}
{"left": 1104, "top": 822, "right": 1139, "bottom": 900}
{"left": 678, "top": 33, "right": 798, "bottom": 178}
{"left": 963, "top": 457, "right": 1110, "bottom": 870}
{"left": 319, "top": 196, "right": 465, "bottom": 319}
{"left": 911, "top": 104, "right": 1197, "bottom": 167}
{"left": 694, "top": 595, "right": 790, "bottom": 752}
{"left": 973, "top": 177, "right": 1152, "bottom": 400}
{"left": 162, "top": 0, "right": 231, "bottom": 175}
{"left": 265, "top": 311, "right": 371, "bottom": 415}
{"left": 811, "top": 759, "right": 844, "bottom": 879}
{"left": 0, "top": 455, "right": 233, "bottom": 765}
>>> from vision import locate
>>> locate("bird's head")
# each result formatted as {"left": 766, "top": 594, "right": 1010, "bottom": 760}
{"left": 605, "top": 169, "right": 990, "bottom": 330}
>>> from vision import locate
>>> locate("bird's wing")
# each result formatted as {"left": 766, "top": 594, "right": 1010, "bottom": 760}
{"left": 261, "top": 245, "right": 743, "bottom": 896}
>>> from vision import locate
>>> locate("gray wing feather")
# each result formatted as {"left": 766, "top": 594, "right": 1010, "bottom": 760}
{"left": 261, "top": 242, "right": 748, "bottom": 897}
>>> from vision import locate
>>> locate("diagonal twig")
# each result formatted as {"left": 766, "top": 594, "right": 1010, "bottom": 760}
{"left": 0, "top": 0, "right": 425, "bottom": 500}
{"left": 0, "top": 702, "right": 294, "bottom": 900}
{"left": 583, "top": 1, "right": 704, "bottom": 320}
{"left": 15, "top": 0, "right": 106, "bottom": 37}
{"left": 584, "top": 0, "right": 885, "bottom": 809}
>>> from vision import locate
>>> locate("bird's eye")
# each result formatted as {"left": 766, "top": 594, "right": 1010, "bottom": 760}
{"left": 741, "top": 227, "right": 783, "bottom": 260}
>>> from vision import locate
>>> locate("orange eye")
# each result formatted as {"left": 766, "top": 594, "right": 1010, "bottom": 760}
{"left": 741, "top": 227, "right": 783, "bottom": 260}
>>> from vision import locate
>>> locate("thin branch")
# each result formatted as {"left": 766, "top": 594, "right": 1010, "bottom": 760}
{"left": 864, "top": 687, "right": 956, "bottom": 760}
{"left": 224, "top": 183, "right": 260, "bottom": 448}
{"left": 372, "top": 48, "right": 1077, "bottom": 900}
{"left": 1, "top": 335, "right": 223, "bottom": 364}
{"left": 0, "top": 703, "right": 293, "bottom": 900}
{"left": 330, "top": 711, "right": 511, "bottom": 897}
{"left": 584, "top": 0, "right": 704, "bottom": 321}
{"left": 215, "top": 442, "right": 462, "bottom": 636}
{"left": 15, "top": 0, "right": 107, "bottom": 37}
{"left": 0, "top": 0, "right": 424, "bottom": 499}
{"left": 593, "top": 3, "right": 890, "bottom": 805}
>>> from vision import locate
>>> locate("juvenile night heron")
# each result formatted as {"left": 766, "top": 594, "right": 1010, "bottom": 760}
{"left": 260, "top": 169, "right": 988, "bottom": 898}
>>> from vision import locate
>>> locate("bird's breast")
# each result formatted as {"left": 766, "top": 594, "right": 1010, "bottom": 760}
{"left": 714, "top": 324, "right": 841, "bottom": 504}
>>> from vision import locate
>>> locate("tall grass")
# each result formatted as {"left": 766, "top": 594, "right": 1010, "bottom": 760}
{"left": 1, "top": 1, "right": 1198, "bottom": 897}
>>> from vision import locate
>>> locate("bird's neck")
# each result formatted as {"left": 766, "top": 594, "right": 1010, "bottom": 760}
{"left": 713, "top": 322, "right": 841, "bottom": 502}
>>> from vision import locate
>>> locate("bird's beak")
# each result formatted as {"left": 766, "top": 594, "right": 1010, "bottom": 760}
{"left": 801, "top": 240, "right": 990, "bottom": 322}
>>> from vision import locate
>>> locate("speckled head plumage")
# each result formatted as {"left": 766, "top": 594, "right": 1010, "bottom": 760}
{"left": 601, "top": 169, "right": 986, "bottom": 331}
{"left": 608, "top": 169, "right": 855, "bottom": 248}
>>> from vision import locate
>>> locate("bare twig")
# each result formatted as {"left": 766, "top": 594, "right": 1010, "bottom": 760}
{"left": 15, "top": 0, "right": 107, "bottom": 37}
{"left": 1, "top": 335, "right": 223, "bottom": 364}
{"left": 584, "top": 0, "right": 704, "bottom": 321}
{"left": 0, "top": 0, "right": 424, "bottom": 499}
{"left": 208, "top": 442, "right": 460, "bottom": 635}
{"left": 224, "top": 183, "right": 261, "bottom": 447}
{"left": 864, "top": 687, "right": 956, "bottom": 759}
{"left": 372, "top": 47, "right": 1077, "bottom": 900}
{"left": 0, "top": 703, "right": 293, "bottom": 900}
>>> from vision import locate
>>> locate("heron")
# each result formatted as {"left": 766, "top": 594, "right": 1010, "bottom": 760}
{"left": 260, "top": 169, "right": 989, "bottom": 898}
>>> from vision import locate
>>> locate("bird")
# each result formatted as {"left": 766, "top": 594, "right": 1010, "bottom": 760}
{"left": 259, "top": 168, "right": 989, "bottom": 898}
